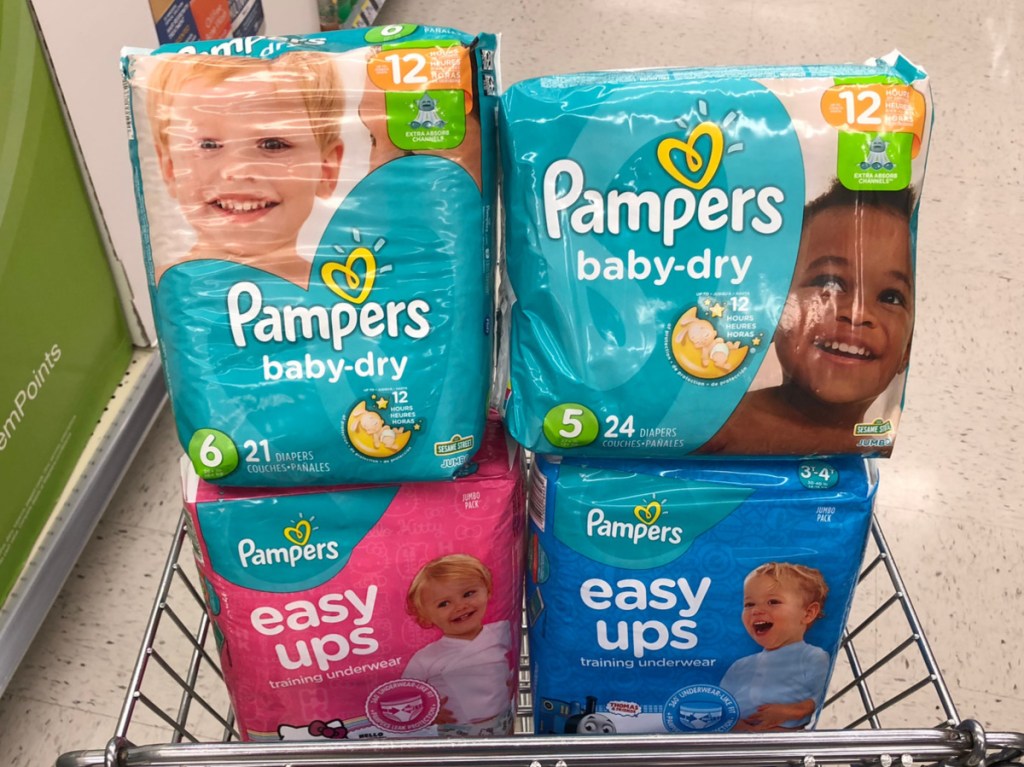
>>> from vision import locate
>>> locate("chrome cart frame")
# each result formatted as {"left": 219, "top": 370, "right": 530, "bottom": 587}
{"left": 57, "top": 514, "right": 1024, "bottom": 767}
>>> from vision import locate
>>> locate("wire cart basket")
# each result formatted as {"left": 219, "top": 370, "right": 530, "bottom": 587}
{"left": 56, "top": 513, "right": 1024, "bottom": 767}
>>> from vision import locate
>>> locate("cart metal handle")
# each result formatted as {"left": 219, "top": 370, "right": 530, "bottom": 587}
{"left": 54, "top": 721, "right": 1024, "bottom": 767}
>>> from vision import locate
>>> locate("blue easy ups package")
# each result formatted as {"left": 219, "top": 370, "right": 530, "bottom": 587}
{"left": 500, "top": 54, "right": 932, "bottom": 458}
{"left": 123, "top": 24, "right": 499, "bottom": 485}
{"left": 526, "top": 454, "right": 877, "bottom": 733}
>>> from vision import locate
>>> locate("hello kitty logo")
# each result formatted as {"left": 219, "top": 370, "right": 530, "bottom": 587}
{"left": 365, "top": 679, "right": 440, "bottom": 733}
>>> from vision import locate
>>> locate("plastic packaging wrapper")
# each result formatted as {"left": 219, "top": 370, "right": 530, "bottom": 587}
{"left": 123, "top": 25, "right": 499, "bottom": 485}
{"left": 500, "top": 53, "right": 932, "bottom": 458}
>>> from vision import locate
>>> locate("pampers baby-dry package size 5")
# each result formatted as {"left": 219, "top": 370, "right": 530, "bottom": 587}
{"left": 182, "top": 416, "right": 525, "bottom": 741}
{"left": 500, "top": 53, "right": 932, "bottom": 458}
{"left": 526, "top": 455, "right": 876, "bottom": 734}
{"left": 123, "top": 25, "right": 499, "bottom": 486}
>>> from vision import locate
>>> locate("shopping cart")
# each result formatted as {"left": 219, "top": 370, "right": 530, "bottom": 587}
{"left": 56, "top": 513, "right": 1024, "bottom": 767}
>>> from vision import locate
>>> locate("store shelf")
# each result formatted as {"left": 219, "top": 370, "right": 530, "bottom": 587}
{"left": 0, "top": 347, "right": 167, "bottom": 694}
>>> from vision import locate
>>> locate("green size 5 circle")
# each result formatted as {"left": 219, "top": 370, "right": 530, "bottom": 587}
{"left": 543, "top": 403, "right": 599, "bottom": 449}
{"left": 188, "top": 429, "right": 239, "bottom": 480}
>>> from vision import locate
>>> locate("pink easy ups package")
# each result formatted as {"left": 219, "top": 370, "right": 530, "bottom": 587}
{"left": 181, "top": 416, "right": 525, "bottom": 741}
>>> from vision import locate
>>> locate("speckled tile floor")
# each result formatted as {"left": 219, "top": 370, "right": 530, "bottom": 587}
{"left": 3, "top": 1, "right": 1023, "bottom": 764}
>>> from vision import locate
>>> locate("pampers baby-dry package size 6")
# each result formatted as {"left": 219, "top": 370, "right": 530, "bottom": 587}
{"left": 526, "top": 455, "right": 876, "bottom": 734}
{"left": 123, "top": 25, "right": 499, "bottom": 486}
{"left": 500, "top": 53, "right": 932, "bottom": 458}
{"left": 182, "top": 416, "right": 525, "bottom": 741}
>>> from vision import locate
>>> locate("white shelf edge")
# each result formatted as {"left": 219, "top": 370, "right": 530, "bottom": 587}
{"left": 0, "top": 347, "right": 167, "bottom": 694}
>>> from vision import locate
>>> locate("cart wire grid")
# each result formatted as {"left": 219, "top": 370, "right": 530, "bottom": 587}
{"left": 56, "top": 514, "right": 1024, "bottom": 767}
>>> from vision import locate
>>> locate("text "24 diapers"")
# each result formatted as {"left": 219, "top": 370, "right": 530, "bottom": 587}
{"left": 500, "top": 53, "right": 931, "bottom": 458}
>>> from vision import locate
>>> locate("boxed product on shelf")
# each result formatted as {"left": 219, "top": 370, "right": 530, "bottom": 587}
{"left": 0, "top": 0, "right": 134, "bottom": 609}
{"left": 147, "top": 0, "right": 266, "bottom": 44}
{"left": 121, "top": 24, "right": 500, "bottom": 487}
{"left": 526, "top": 454, "right": 877, "bottom": 734}
{"left": 499, "top": 53, "right": 932, "bottom": 459}
{"left": 181, "top": 414, "right": 526, "bottom": 741}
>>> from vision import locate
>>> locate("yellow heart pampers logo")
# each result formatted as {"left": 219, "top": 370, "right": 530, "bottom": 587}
{"left": 633, "top": 500, "right": 663, "bottom": 526}
{"left": 283, "top": 519, "right": 312, "bottom": 546}
{"left": 322, "top": 246, "right": 377, "bottom": 304}
{"left": 657, "top": 122, "right": 724, "bottom": 190}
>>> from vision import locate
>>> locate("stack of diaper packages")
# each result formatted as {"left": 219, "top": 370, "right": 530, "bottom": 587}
{"left": 123, "top": 25, "right": 529, "bottom": 741}
{"left": 123, "top": 20, "right": 936, "bottom": 740}
{"left": 499, "top": 52, "right": 932, "bottom": 733}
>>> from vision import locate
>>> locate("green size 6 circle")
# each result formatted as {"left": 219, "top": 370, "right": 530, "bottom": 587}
{"left": 798, "top": 461, "right": 839, "bottom": 490}
{"left": 543, "top": 403, "right": 599, "bottom": 449}
{"left": 365, "top": 24, "right": 418, "bottom": 43}
{"left": 188, "top": 429, "right": 239, "bottom": 480}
